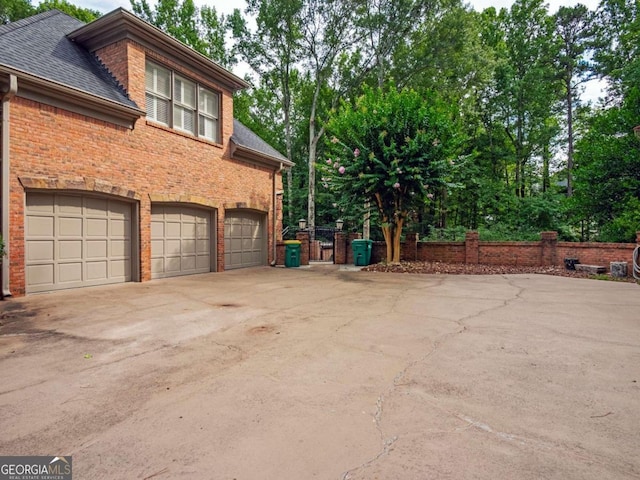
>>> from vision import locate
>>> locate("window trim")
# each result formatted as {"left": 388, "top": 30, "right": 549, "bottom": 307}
{"left": 145, "top": 60, "right": 221, "bottom": 143}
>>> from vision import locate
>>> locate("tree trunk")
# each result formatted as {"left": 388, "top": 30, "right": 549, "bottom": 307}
{"left": 566, "top": 83, "right": 574, "bottom": 196}
{"left": 307, "top": 77, "right": 324, "bottom": 235}
{"left": 381, "top": 224, "right": 392, "bottom": 264}
{"left": 392, "top": 217, "right": 404, "bottom": 263}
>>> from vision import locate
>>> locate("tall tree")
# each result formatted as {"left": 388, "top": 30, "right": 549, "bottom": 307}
{"left": 496, "top": 0, "right": 561, "bottom": 198}
{"left": 554, "top": 4, "right": 594, "bottom": 196}
{"left": 301, "top": 0, "right": 368, "bottom": 233}
{"left": 230, "top": 0, "right": 303, "bottom": 226}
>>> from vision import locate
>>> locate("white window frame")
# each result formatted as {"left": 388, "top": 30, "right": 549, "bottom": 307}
{"left": 145, "top": 62, "right": 171, "bottom": 126}
{"left": 198, "top": 86, "right": 219, "bottom": 142}
{"left": 145, "top": 60, "right": 221, "bottom": 143}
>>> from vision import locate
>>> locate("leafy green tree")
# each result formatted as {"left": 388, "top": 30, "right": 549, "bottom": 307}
{"left": 130, "top": 0, "right": 233, "bottom": 66}
{"left": 322, "top": 86, "right": 460, "bottom": 262}
{"left": 36, "top": 0, "right": 100, "bottom": 22}
{"left": 1, "top": 0, "right": 33, "bottom": 24}
{"left": 496, "top": 0, "right": 561, "bottom": 199}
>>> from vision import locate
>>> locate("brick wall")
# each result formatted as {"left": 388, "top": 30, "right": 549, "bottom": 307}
{"left": 369, "top": 231, "right": 639, "bottom": 276}
{"left": 7, "top": 40, "right": 283, "bottom": 296}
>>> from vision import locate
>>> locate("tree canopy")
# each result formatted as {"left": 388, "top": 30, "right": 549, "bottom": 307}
{"left": 321, "top": 86, "right": 460, "bottom": 261}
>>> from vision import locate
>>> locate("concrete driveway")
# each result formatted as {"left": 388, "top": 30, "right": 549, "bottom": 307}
{"left": 1, "top": 266, "right": 639, "bottom": 479}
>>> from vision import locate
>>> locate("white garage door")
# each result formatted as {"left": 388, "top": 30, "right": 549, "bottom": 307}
{"left": 151, "top": 205, "right": 212, "bottom": 279}
{"left": 25, "top": 193, "right": 132, "bottom": 293}
{"left": 224, "top": 211, "right": 266, "bottom": 269}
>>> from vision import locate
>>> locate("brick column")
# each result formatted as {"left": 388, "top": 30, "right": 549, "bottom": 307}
{"left": 636, "top": 231, "right": 640, "bottom": 244}
{"left": 465, "top": 231, "right": 479, "bottom": 264}
{"left": 347, "top": 232, "right": 362, "bottom": 265}
{"left": 540, "top": 231, "right": 558, "bottom": 266}
{"left": 334, "top": 231, "right": 347, "bottom": 264}
{"left": 296, "top": 231, "right": 310, "bottom": 266}
{"left": 403, "top": 232, "right": 418, "bottom": 261}
{"left": 276, "top": 241, "right": 285, "bottom": 266}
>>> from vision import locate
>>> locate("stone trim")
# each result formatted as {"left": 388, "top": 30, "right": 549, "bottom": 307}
{"left": 223, "top": 201, "right": 269, "bottom": 213}
{"left": 149, "top": 193, "right": 219, "bottom": 209}
{"left": 19, "top": 175, "right": 139, "bottom": 199}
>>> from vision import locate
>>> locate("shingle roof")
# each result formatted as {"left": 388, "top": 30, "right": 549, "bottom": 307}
{"left": 231, "top": 119, "right": 290, "bottom": 164}
{"left": 0, "top": 10, "right": 138, "bottom": 109}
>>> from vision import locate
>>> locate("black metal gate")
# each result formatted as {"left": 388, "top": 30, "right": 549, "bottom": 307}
{"left": 311, "top": 226, "right": 336, "bottom": 262}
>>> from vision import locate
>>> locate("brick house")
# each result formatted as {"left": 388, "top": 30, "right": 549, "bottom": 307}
{"left": 0, "top": 9, "right": 292, "bottom": 296}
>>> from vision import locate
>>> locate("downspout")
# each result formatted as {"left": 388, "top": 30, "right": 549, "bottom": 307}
{"left": 270, "top": 163, "right": 284, "bottom": 266}
{"left": 1, "top": 74, "right": 17, "bottom": 297}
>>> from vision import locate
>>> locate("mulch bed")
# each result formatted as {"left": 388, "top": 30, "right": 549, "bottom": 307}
{"left": 362, "top": 261, "right": 638, "bottom": 283}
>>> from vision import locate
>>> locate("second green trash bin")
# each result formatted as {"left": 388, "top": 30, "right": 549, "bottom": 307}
{"left": 352, "top": 239, "right": 373, "bottom": 266}
{"left": 284, "top": 240, "right": 301, "bottom": 267}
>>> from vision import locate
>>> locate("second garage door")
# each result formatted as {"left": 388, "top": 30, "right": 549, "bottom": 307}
{"left": 151, "top": 205, "right": 213, "bottom": 279}
{"left": 224, "top": 211, "right": 266, "bottom": 269}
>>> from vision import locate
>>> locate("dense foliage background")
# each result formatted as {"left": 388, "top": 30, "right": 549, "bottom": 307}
{"left": 5, "top": 0, "right": 638, "bottom": 243}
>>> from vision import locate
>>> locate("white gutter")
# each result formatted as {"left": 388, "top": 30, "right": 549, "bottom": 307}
{"left": 1, "top": 74, "right": 17, "bottom": 297}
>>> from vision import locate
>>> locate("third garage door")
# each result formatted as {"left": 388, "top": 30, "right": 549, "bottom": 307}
{"left": 151, "top": 205, "right": 213, "bottom": 279}
{"left": 224, "top": 211, "right": 266, "bottom": 269}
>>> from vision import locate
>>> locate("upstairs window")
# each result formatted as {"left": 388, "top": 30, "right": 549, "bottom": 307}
{"left": 145, "top": 62, "right": 170, "bottom": 126}
{"left": 145, "top": 60, "right": 220, "bottom": 143}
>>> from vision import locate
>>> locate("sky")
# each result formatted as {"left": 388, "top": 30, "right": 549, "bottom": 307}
{"left": 46, "top": 0, "right": 606, "bottom": 102}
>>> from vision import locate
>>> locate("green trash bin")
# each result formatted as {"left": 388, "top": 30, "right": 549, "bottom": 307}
{"left": 284, "top": 240, "right": 301, "bottom": 267}
{"left": 352, "top": 239, "right": 373, "bottom": 266}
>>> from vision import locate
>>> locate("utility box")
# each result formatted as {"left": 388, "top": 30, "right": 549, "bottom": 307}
{"left": 352, "top": 239, "right": 373, "bottom": 266}
{"left": 610, "top": 261, "right": 628, "bottom": 278}
{"left": 284, "top": 240, "right": 301, "bottom": 268}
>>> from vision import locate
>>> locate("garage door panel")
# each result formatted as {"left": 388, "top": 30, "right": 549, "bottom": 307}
{"left": 27, "top": 216, "right": 54, "bottom": 236}
{"left": 59, "top": 217, "right": 82, "bottom": 236}
{"left": 59, "top": 262, "right": 82, "bottom": 283}
{"left": 87, "top": 261, "right": 108, "bottom": 280}
{"left": 111, "top": 259, "right": 130, "bottom": 278}
{"left": 166, "top": 222, "right": 181, "bottom": 237}
{"left": 27, "top": 241, "right": 54, "bottom": 261}
{"left": 196, "top": 255, "right": 210, "bottom": 268}
{"left": 58, "top": 195, "right": 82, "bottom": 213}
{"left": 58, "top": 240, "right": 82, "bottom": 260}
{"left": 27, "top": 264, "right": 54, "bottom": 286}
{"left": 197, "top": 239, "right": 209, "bottom": 254}
{"left": 165, "top": 257, "right": 181, "bottom": 272}
{"left": 85, "top": 197, "right": 108, "bottom": 214}
{"left": 151, "top": 257, "right": 164, "bottom": 274}
{"left": 86, "top": 240, "right": 107, "bottom": 259}
{"left": 111, "top": 239, "right": 130, "bottom": 257}
{"left": 151, "top": 205, "right": 213, "bottom": 279}
{"left": 166, "top": 239, "right": 181, "bottom": 254}
{"left": 151, "top": 239, "right": 164, "bottom": 256}
{"left": 151, "top": 220, "right": 164, "bottom": 238}
{"left": 27, "top": 194, "right": 55, "bottom": 213}
{"left": 87, "top": 218, "right": 107, "bottom": 236}
{"left": 110, "top": 218, "right": 129, "bottom": 236}
{"left": 26, "top": 194, "right": 132, "bottom": 293}
{"left": 182, "top": 255, "right": 196, "bottom": 270}
{"left": 183, "top": 239, "right": 196, "bottom": 254}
